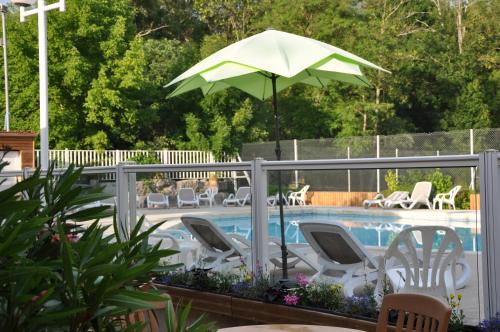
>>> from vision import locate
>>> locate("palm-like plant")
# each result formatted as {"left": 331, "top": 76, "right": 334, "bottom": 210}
{"left": 0, "top": 162, "right": 212, "bottom": 331}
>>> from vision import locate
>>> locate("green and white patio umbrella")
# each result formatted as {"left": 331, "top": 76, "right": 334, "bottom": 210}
{"left": 166, "top": 29, "right": 388, "bottom": 280}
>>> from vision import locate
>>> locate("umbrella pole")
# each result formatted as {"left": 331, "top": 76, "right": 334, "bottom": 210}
{"left": 271, "top": 74, "right": 288, "bottom": 281}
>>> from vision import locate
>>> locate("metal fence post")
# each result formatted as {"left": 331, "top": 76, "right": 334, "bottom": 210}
{"left": 128, "top": 167, "right": 137, "bottom": 231}
{"left": 293, "top": 139, "right": 299, "bottom": 189}
{"left": 251, "top": 158, "right": 268, "bottom": 275}
{"left": 347, "top": 146, "right": 351, "bottom": 192}
{"left": 116, "top": 162, "right": 129, "bottom": 240}
{"left": 470, "top": 129, "right": 475, "bottom": 189}
{"left": 376, "top": 135, "right": 380, "bottom": 192}
{"left": 395, "top": 148, "right": 399, "bottom": 178}
{"left": 479, "top": 150, "right": 500, "bottom": 318}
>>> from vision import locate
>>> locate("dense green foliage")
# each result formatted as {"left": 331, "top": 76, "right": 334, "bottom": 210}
{"left": 0, "top": 162, "right": 213, "bottom": 331}
{"left": 1, "top": 0, "right": 498, "bottom": 156}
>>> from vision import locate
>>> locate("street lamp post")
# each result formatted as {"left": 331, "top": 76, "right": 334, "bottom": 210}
{"left": 1, "top": 5, "right": 9, "bottom": 132}
{"left": 14, "top": 0, "right": 65, "bottom": 170}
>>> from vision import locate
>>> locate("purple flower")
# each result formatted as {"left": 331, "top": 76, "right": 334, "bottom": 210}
{"left": 296, "top": 273, "right": 309, "bottom": 288}
{"left": 284, "top": 294, "right": 300, "bottom": 306}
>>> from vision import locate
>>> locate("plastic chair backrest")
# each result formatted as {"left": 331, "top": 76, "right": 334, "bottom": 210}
{"left": 181, "top": 216, "right": 243, "bottom": 256}
{"left": 178, "top": 188, "right": 195, "bottom": 200}
{"left": 148, "top": 193, "right": 165, "bottom": 202}
{"left": 382, "top": 226, "right": 464, "bottom": 295}
{"left": 411, "top": 182, "right": 432, "bottom": 200}
{"left": 235, "top": 186, "right": 251, "bottom": 199}
{"left": 299, "top": 221, "right": 377, "bottom": 268}
{"left": 449, "top": 185, "right": 461, "bottom": 198}
{"left": 376, "top": 293, "right": 451, "bottom": 332}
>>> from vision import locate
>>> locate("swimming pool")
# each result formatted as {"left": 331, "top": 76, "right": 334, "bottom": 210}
{"left": 178, "top": 211, "right": 481, "bottom": 252}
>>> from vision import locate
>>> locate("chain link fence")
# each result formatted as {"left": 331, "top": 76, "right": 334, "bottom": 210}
{"left": 241, "top": 128, "right": 500, "bottom": 192}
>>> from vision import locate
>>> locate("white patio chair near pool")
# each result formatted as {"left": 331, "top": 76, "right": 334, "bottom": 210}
{"left": 142, "top": 219, "right": 199, "bottom": 267}
{"left": 299, "top": 220, "right": 380, "bottom": 297}
{"left": 363, "top": 191, "right": 409, "bottom": 209}
{"left": 433, "top": 185, "right": 461, "bottom": 210}
{"left": 223, "top": 186, "right": 251, "bottom": 207}
{"left": 287, "top": 185, "right": 310, "bottom": 206}
{"left": 181, "top": 216, "right": 318, "bottom": 272}
{"left": 198, "top": 187, "right": 218, "bottom": 207}
{"left": 267, "top": 192, "right": 289, "bottom": 208}
{"left": 375, "top": 225, "right": 471, "bottom": 302}
{"left": 147, "top": 193, "right": 169, "bottom": 209}
{"left": 177, "top": 188, "right": 200, "bottom": 208}
{"left": 384, "top": 182, "right": 432, "bottom": 209}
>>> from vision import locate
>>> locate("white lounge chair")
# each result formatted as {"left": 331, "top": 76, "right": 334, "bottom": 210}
{"left": 287, "top": 185, "right": 310, "bottom": 206}
{"left": 267, "top": 193, "right": 289, "bottom": 207}
{"left": 177, "top": 188, "right": 200, "bottom": 208}
{"left": 181, "top": 216, "right": 318, "bottom": 272}
{"left": 299, "top": 220, "right": 379, "bottom": 297}
{"left": 146, "top": 193, "right": 169, "bottom": 208}
{"left": 142, "top": 219, "right": 199, "bottom": 266}
{"left": 384, "top": 181, "right": 432, "bottom": 209}
{"left": 198, "top": 187, "right": 218, "bottom": 207}
{"left": 433, "top": 185, "right": 461, "bottom": 210}
{"left": 363, "top": 191, "right": 409, "bottom": 209}
{"left": 223, "top": 186, "right": 251, "bottom": 207}
{"left": 375, "top": 225, "right": 471, "bottom": 302}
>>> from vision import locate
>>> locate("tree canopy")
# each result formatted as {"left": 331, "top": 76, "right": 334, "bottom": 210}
{"left": 0, "top": 0, "right": 498, "bottom": 156}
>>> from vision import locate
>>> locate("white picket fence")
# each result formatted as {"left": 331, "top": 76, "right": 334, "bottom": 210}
{"left": 35, "top": 149, "right": 240, "bottom": 180}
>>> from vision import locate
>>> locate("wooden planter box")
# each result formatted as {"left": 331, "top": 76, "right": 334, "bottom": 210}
{"left": 156, "top": 285, "right": 380, "bottom": 331}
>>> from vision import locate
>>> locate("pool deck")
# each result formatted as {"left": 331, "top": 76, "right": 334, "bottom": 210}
{"left": 95, "top": 205, "right": 483, "bottom": 324}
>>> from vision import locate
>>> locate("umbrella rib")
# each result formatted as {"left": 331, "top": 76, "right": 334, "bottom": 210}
{"left": 354, "top": 75, "right": 371, "bottom": 87}
{"left": 306, "top": 69, "right": 325, "bottom": 88}
{"left": 204, "top": 82, "right": 217, "bottom": 95}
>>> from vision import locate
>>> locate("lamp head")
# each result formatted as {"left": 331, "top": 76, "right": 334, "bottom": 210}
{"left": 12, "top": 0, "right": 37, "bottom": 7}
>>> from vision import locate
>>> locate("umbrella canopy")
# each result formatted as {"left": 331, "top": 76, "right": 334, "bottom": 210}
{"left": 165, "top": 29, "right": 388, "bottom": 281}
{"left": 166, "top": 29, "right": 389, "bottom": 99}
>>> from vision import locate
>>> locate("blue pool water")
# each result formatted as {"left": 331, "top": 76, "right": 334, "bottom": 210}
{"left": 180, "top": 212, "right": 481, "bottom": 252}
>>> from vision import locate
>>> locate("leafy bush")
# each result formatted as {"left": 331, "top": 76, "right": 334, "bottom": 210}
{"left": 384, "top": 169, "right": 471, "bottom": 209}
{"left": 384, "top": 171, "right": 399, "bottom": 194}
{"left": 128, "top": 152, "right": 161, "bottom": 165}
{"left": 158, "top": 269, "right": 379, "bottom": 319}
{"left": 0, "top": 162, "right": 211, "bottom": 331}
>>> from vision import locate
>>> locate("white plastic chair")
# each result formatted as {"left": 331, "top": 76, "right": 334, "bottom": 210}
{"left": 267, "top": 193, "right": 289, "bottom": 207}
{"left": 142, "top": 219, "right": 199, "bottom": 266}
{"left": 433, "top": 185, "right": 461, "bottom": 210}
{"left": 177, "top": 188, "right": 200, "bottom": 208}
{"left": 287, "top": 185, "right": 310, "bottom": 206}
{"left": 146, "top": 193, "right": 169, "bottom": 208}
{"left": 363, "top": 191, "right": 409, "bottom": 209}
{"left": 222, "top": 186, "right": 251, "bottom": 207}
{"left": 375, "top": 225, "right": 471, "bottom": 302}
{"left": 384, "top": 182, "right": 432, "bottom": 209}
{"left": 299, "top": 220, "right": 379, "bottom": 297}
{"left": 198, "top": 187, "right": 218, "bottom": 207}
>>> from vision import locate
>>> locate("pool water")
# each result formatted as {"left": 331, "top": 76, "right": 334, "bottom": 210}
{"left": 180, "top": 212, "right": 481, "bottom": 252}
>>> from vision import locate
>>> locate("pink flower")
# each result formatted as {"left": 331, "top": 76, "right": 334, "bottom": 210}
{"left": 284, "top": 294, "right": 300, "bottom": 306}
{"left": 67, "top": 233, "right": 79, "bottom": 243}
{"left": 296, "top": 273, "right": 309, "bottom": 288}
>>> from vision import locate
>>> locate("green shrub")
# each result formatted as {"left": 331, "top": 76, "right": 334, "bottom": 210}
{"left": 0, "top": 162, "right": 211, "bottom": 331}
